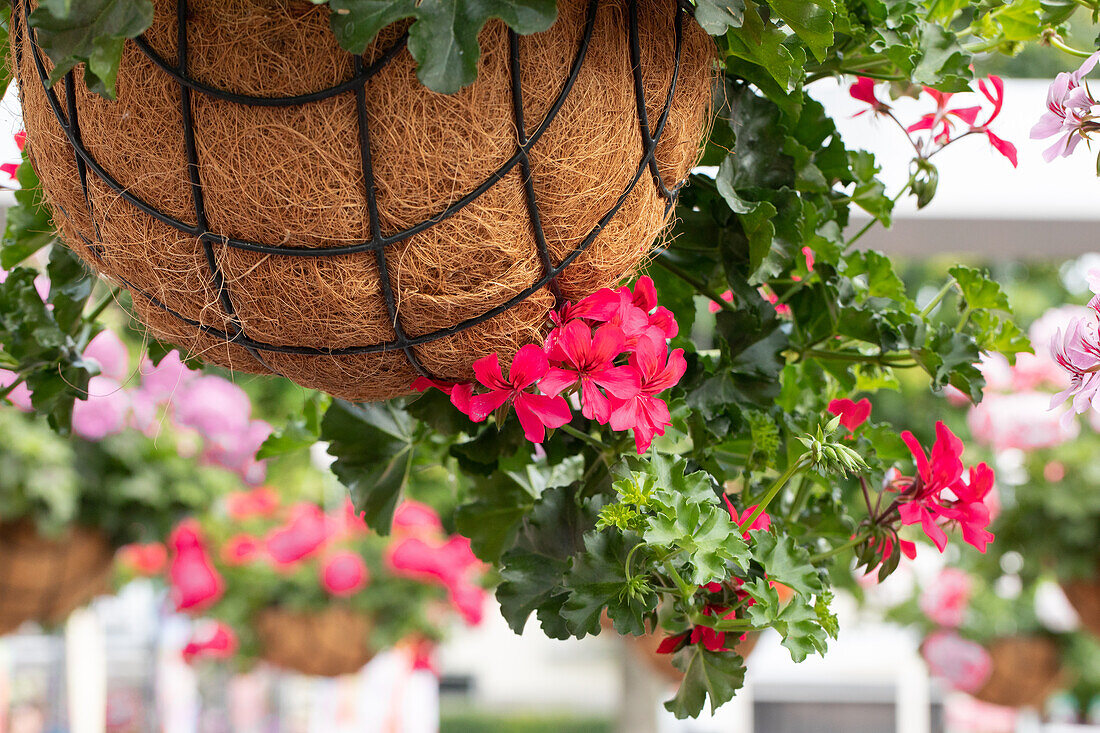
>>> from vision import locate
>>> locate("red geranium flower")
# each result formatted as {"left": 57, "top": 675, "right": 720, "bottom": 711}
{"left": 465, "top": 346, "right": 572, "bottom": 444}
{"left": 265, "top": 503, "right": 331, "bottom": 566}
{"left": 850, "top": 77, "right": 891, "bottom": 116}
{"left": 608, "top": 335, "right": 686, "bottom": 453}
{"left": 117, "top": 543, "right": 168, "bottom": 576}
{"left": 320, "top": 551, "right": 369, "bottom": 597}
{"left": 168, "top": 520, "right": 224, "bottom": 613}
{"left": 541, "top": 321, "right": 639, "bottom": 424}
{"left": 221, "top": 534, "right": 260, "bottom": 566}
{"left": 828, "top": 398, "right": 872, "bottom": 431}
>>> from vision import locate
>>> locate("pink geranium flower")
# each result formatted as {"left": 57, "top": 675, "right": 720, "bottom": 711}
{"left": 182, "top": 621, "right": 237, "bottom": 664}
{"left": 264, "top": 503, "right": 331, "bottom": 566}
{"left": 392, "top": 500, "right": 444, "bottom": 537}
{"left": 1031, "top": 51, "right": 1100, "bottom": 161}
{"left": 221, "top": 534, "right": 260, "bottom": 565}
{"left": 226, "top": 486, "right": 280, "bottom": 521}
{"left": 828, "top": 397, "right": 871, "bottom": 431}
{"left": 541, "top": 321, "right": 639, "bottom": 424}
{"left": 169, "top": 520, "right": 224, "bottom": 613}
{"left": 608, "top": 335, "right": 686, "bottom": 453}
{"left": 1049, "top": 296, "right": 1100, "bottom": 423}
{"left": 723, "top": 498, "right": 771, "bottom": 538}
{"left": 968, "top": 392, "right": 1079, "bottom": 451}
{"left": 708, "top": 290, "right": 735, "bottom": 314}
{"left": 72, "top": 376, "right": 130, "bottom": 441}
{"left": 919, "top": 568, "right": 972, "bottom": 628}
{"left": 117, "top": 543, "right": 168, "bottom": 576}
{"left": 0, "top": 368, "right": 33, "bottom": 412}
{"left": 320, "top": 551, "right": 369, "bottom": 597}
{"left": 922, "top": 630, "right": 992, "bottom": 694}
{"left": 466, "top": 346, "right": 571, "bottom": 444}
{"left": 83, "top": 330, "right": 129, "bottom": 382}
{"left": 894, "top": 423, "right": 995, "bottom": 553}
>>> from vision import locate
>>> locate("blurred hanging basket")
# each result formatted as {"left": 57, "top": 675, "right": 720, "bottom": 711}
{"left": 0, "top": 520, "right": 114, "bottom": 635}
{"left": 1060, "top": 578, "right": 1100, "bottom": 637}
{"left": 971, "top": 636, "right": 1063, "bottom": 708}
{"left": 256, "top": 605, "right": 375, "bottom": 677}
{"left": 12, "top": 0, "right": 714, "bottom": 401}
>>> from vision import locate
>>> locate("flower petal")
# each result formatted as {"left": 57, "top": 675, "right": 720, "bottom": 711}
{"left": 509, "top": 344, "right": 550, "bottom": 389}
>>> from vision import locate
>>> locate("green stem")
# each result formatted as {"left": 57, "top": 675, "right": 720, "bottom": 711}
{"left": 809, "top": 533, "right": 869, "bottom": 564}
{"left": 654, "top": 254, "right": 736, "bottom": 313}
{"left": 0, "top": 374, "right": 26, "bottom": 401}
{"left": 664, "top": 560, "right": 695, "bottom": 601}
{"left": 1046, "top": 34, "right": 1096, "bottom": 58}
{"left": 693, "top": 615, "right": 753, "bottom": 633}
{"left": 785, "top": 477, "right": 811, "bottom": 523}
{"left": 800, "top": 349, "right": 915, "bottom": 367}
{"left": 84, "top": 285, "right": 122, "bottom": 324}
{"left": 918, "top": 279, "right": 957, "bottom": 318}
{"left": 560, "top": 423, "right": 610, "bottom": 451}
{"left": 742, "top": 458, "right": 808, "bottom": 532}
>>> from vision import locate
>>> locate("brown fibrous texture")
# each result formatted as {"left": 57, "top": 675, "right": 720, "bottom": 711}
{"left": 972, "top": 636, "right": 1063, "bottom": 708}
{"left": 16, "top": 0, "right": 714, "bottom": 401}
{"left": 257, "top": 605, "right": 375, "bottom": 676}
{"left": 0, "top": 521, "right": 114, "bottom": 635}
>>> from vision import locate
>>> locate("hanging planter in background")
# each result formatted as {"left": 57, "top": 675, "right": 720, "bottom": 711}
{"left": 1060, "top": 578, "right": 1100, "bottom": 637}
{"left": 13, "top": 0, "right": 714, "bottom": 401}
{"left": 0, "top": 520, "right": 114, "bottom": 635}
{"left": 970, "top": 636, "right": 1063, "bottom": 709}
{"left": 256, "top": 606, "right": 376, "bottom": 677}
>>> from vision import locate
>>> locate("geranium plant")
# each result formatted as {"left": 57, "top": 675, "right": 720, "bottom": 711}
{"left": 6, "top": 0, "right": 1100, "bottom": 719}
{"left": 155, "top": 491, "right": 486, "bottom": 669}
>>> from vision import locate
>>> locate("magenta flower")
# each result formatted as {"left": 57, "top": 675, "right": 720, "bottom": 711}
{"left": 466, "top": 346, "right": 571, "bottom": 444}
{"left": 265, "top": 503, "right": 332, "bottom": 566}
{"left": 168, "top": 520, "right": 224, "bottom": 613}
{"left": 849, "top": 77, "right": 890, "bottom": 116}
{"left": 708, "top": 289, "right": 735, "bottom": 314}
{"left": 320, "top": 551, "right": 370, "bottom": 597}
{"left": 919, "top": 568, "right": 972, "bottom": 628}
{"left": 608, "top": 335, "right": 686, "bottom": 453}
{"left": 1032, "top": 51, "right": 1100, "bottom": 161}
{"left": 922, "top": 630, "right": 992, "bottom": 694}
{"left": 895, "top": 423, "right": 994, "bottom": 553}
{"left": 182, "top": 621, "right": 237, "bottom": 663}
{"left": 827, "top": 397, "right": 871, "bottom": 431}
{"left": 541, "top": 321, "right": 639, "bottom": 423}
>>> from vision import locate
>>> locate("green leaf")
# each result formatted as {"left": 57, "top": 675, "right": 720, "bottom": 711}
{"left": 562, "top": 530, "right": 657, "bottom": 638}
{"left": 767, "top": 0, "right": 835, "bottom": 61}
{"left": 29, "top": 0, "right": 154, "bottom": 98}
{"left": 321, "top": 400, "right": 418, "bottom": 533}
{"left": 693, "top": 0, "right": 746, "bottom": 35}
{"left": 257, "top": 392, "right": 331, "bottom": 459}
{"left": 327, "top": 0, "right": 418, "bottom": 53}
{"left": 949, "top": 265, "right": 1010, "bottom": 311}
{"left": 749, "top": 530, "right": 823, "bottom": 596}
{"left": 664, "top": 647, "right": 747, "bottom": 719}
{"left": 407, "top": 0, "right": 557, "bottom": 94}
{"left": 2, "top": 158, "right": 58, "bottom": 269}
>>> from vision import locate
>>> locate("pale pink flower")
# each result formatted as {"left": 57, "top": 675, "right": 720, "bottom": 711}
{"left": 83, "top": 330, "right": 129, "bottom": 382}
{"left": 1032, "top": 51, "right": 1100, "bottom": 162}
{"left": 0, "top": 368, "right": 33, "bottom": 411}
{"left": 72, "top": 376, "right": 130, "bottom": 441}
{"left": 1048, "top": 297, "right": 1100, "bottom": 424}
{"left": 137, "top": 351, "right": 195, "bottom": 404}
{"left": 967, "top": 392, "right": 1079, "bottom": 451}
{"left": 922, "top": 630, "right": 993, "bottom": 694}
{"left": 919, "top": 568, "right": 972, "bottom": 627}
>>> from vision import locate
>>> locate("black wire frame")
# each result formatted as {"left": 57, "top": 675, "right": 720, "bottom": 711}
{"left": 14, "top": 0, "right": 689, "bottom": 378}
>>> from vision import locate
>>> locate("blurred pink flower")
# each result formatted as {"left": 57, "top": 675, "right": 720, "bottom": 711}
{"left": 174, "top": 375, "right": 252, "bottom": 440}
{"left": 221, "top": 534, "right": 260, "bottom": 566}
{"left": 182, "top": 621, "right": 237, "bottom": 663}
{"left": 919, "top": 568, "right": 972, "bottom": 627}
{"left": 200, "top": 419, "right": 272, "bottom": 484}
{"left": 169, "top": 520, "right": 224, "bottom": 613}
{"left": 708, "top": 289, "right": 735, "bottom": 314}
{"left": 226, "top": 486, "right": 280, "bottom": 521}
{"left": 320, "top": 551, "right": 369, "bottom": 597}
{"left": 0, "top": 369, "right": 33, "bottom": 412}
{"left": 117, "top": 543, "right": 167, "bottom": 576}
{"left": 967, "top": 392, "right": 1080, "bottom": 451}
{"left": 72, "top": 376, "right": 130, "bottom": 441}
{"left": 137, "top": 351, "right": 195, "bottom": 404}
{"left": 447, "top": 581, "right": 487, "bottom": 625}
{"left": 83, "top": 330, "right": 129, "bottom": 382}
{"left": 265, "top": 503, "right": 331, "bottom": 566}
{"left": 1048, "top": 297, "right": 1100, "bottom": 424}
{"left": 392, "top": 500, "right": 443, "bottom": 537}
{"left": 922, "top": 630, "right": 993, "bottom": 694}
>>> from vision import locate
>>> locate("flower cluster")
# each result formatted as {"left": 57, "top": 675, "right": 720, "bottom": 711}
{"left": 414, "top": 277, "right": 685, "bottom": 453}
{"left": 1032, "top": 51, "right": 1100, "bottom": 161}
{"left": 162, "top": 492, "right": 485, "bottom": 664}
{"left": 0, "top": 275, "right": 272, "bottom": 483}
{"left": 851, "top": 74, "right": 1017, "bottom": 167}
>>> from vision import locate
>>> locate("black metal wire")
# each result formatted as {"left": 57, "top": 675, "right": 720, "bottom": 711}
{"left": 17, "top": 0, "right": 687, "bottom": 367}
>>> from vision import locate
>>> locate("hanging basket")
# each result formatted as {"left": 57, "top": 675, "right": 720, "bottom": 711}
{"left": 1061, "top": 578, "right": 1100, "bottom": 637}
{"left": 256, "top": 606, "right": 375, "bottom": 676}
{"left": 971, "top": 636, "right": 1063, "bottom": 709}
{"left": 0, "top": 520, "right": 114, "bottom": 635}
{"left": 13, "top": 0, "right": 714, "bottom": 401}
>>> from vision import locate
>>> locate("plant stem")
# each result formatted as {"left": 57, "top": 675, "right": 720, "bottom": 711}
{"left": 800, "top": 349, "right": 916, "bottom": 368}
{"left": 786, "top": 477, "right": 812, "bottom": 523}
{"left": 918, "top": 279, "right": 957, "bottom": 318}
{"left": 0, "top": 374, "right": 26, "bottom": 401}
{"left": 809, "top": 533, "right": 868, "bottom": 564}
{"left": 654, "top": 254, "right": 736, "bottom": 313}
{"left": 742, "top": 458, "right": 808, "bottom": 532}
{"left": 84, "top": 285, "right": 123, "bottom": 324}
{"left": 664, "top": 560, "right": 695, "bottom": 602}
{"left": 560, "top": 423, "right": 610, "bottom": 451}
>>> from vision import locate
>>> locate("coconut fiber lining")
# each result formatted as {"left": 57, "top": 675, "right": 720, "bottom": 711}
{"left": 0, "top": 520, "right": 114, "bottom": 635}
{"left": 257, "top": 606, "right": 375, "bottom": 676}
{"left": 972, "top": 637, "right": 1063, "bottom": 708}
{"left": 13, "top": 0, "right": 714, "bottom": 401}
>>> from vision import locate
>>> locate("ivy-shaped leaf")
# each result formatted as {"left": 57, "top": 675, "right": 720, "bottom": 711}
{"left": 949, "top": 265, "right": 1010, "bottom": 311}
{"left": 664, "top": 647, "right": 747, "bottom": 719}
